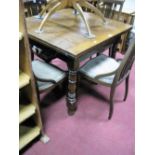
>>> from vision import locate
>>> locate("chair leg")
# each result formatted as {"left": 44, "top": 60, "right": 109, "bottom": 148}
{"left": 109, "top": 46, "right": 113, "bottom": 57}
{"left": 31, "top": 52, "right": 34, "bottom": 60}
{"left": 30, "top": 46, "right": 34, "bottom": 60}
{"left": 124, "top": 76, "right": 129, "bottom": 101}
{"left": 108, "top": 86, "right": 116, "bottom": 120}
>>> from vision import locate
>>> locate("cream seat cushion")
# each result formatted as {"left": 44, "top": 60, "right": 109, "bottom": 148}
{"left": 32, "top": 60, "right": 66, "bottom": 91}
{"left": 80, "top": 54, "right": 121, "bottom": 84}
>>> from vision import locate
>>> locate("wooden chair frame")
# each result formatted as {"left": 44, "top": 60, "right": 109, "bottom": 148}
{"left": 80, "top": 39, "right": 135, "bottom": 119}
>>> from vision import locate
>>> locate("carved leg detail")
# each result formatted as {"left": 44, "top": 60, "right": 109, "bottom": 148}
{"left": 80, "top": 1, "right": 106, "bottom": 24}
{"left": 73, "top": 2, "right": 95, "bottom": 38}
{"left": 67, "top": 70, "right": 77, "bottom": 115}
{"left": 36, "top": 2, "right": 62, "bottom": 33}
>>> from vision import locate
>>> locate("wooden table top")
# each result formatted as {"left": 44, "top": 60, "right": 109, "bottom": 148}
{"left": 26, "top": 9, "right": 132, "bottom": 57}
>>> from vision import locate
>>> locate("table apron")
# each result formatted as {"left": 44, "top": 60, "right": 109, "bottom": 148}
{"left": 29, "top": 35, "right": 121, "bottom": 63}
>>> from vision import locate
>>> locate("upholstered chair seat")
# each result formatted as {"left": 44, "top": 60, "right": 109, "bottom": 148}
{"left": 32, "top": 60, "right": 66, "bottom": 92}
{"left": 80, "top": 55, "right": 121, "bottom": 85}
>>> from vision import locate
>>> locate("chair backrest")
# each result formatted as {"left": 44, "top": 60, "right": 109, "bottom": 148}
{"left": 24, "top": 0, "right": 47, "bottom": 17}
{"left": 98, "top": 0, "right": 125, "bottom": 18}
{"left": 115, "top": 39, "right": 135, "bottom": 84}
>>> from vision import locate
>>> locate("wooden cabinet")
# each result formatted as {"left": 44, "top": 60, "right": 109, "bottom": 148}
{"left": 19, "top": 0, "right": 48, "bottom": 151}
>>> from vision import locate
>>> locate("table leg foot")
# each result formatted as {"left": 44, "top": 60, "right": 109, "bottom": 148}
{"left": 67, "top": 104, "right": 77, "bottom": 115}
{"left": 67, "top": 92, "right": 77, "bottom": 115}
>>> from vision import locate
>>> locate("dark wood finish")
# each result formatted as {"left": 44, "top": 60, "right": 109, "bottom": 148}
{"left": 67, "top": 59, "right": 79, "bottom": 114}
{"left": 109, "top": 41, "right": 134, "bottom": 119}
{"left": 124, "top": 75, "right": 129, "bottom": 101}
{"left": 26, "top": 9, "right": 132, "bottom": 114}
{"left": 80, "top": 39, "right": 135, "bottom": 119}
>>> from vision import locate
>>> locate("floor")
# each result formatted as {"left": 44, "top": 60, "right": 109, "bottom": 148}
{"left": 22, "top": 51, "right": 135, "bottom": 155}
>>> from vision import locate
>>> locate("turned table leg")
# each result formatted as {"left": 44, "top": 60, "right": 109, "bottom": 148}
{"left": 67, "top": 60, "right": 79, "bottom": 115}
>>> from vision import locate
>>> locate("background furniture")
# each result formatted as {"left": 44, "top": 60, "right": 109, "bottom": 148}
{"left": 79, "top": 39, "right": 135, "bottom": 119}
{"left": 97, "top": 0, "right": 135, "bottom": 54}
{"left": 24, "top": 0, "right": 47, "bottom": 17}
{"left": 26, "top": 9, "right": 132, "bottom": 115}
{"left": 98, "top": 0, "right": 125, "bottom": 19}
{"left": 111, "top": 10, "right": 135, "bottom": 53}
{"left": 19, "top": 0, "right": 48, "bottom": 151}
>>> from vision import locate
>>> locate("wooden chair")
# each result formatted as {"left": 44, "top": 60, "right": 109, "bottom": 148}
{"left": 24, "top": 0, "right": 47, "bottom": 17}
{"left": 97, "top": 0, "right": 125, "bottom": 19}
{"left": 88, "top": 0, "right": 125, "bottom": 59}
{"left": 32, "top": 59, "right": 66, "bottom": 97}
{"left": 113, "top": 11, "right": 135, "bottom": 54}
{"left": 79, "top": 39, "right": 135, "bottom": 119}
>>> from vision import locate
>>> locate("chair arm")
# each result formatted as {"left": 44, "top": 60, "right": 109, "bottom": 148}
{"left": 94, "top": 69, "right": 117, "bottom": 80}
{"left": 35, "top": 76, "right": 57, "bottom": 84}
{"left": 116, "top": 58, "right": 122, "bottom": 62}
